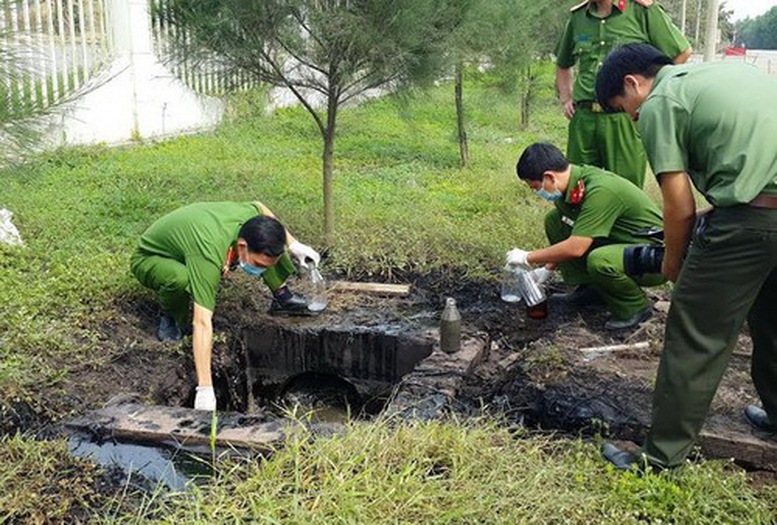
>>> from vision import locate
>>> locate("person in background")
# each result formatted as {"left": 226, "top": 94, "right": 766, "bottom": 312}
{"left": 595, "top": 43, "right": 777, "bottom": 470}
{"left": 131, "top": 201, "right": 320, "bottom": 411}
{"left": 555, "top": 0, "right": 691, "bottom": 188}
{"left": 507, "top": 142, "right": 665, "bottom": 330}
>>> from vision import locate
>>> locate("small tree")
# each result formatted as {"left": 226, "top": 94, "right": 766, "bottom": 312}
{"left": 446, "top": 0, "right": 566, "bottom": 166}
{"left": 160, "top": 0, "right": 466, "bottom": 244}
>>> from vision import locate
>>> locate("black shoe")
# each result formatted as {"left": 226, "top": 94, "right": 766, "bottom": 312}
{"left": 269, "top": 288, "right": 312, "bottom": 316}
{"left": 157, "top": 314, "right": 182, "bottom": 342}
{"left": 601, "top": 442, "right": 645, "bottom": 471}
{"left": 604, "top": 306, "right": 652, "bottom": 331}
{"left": 745, "top": 405, "right": 776, "bottom": 433}
{"left": 551, "top": 286, "right": 605, "bottom": 307}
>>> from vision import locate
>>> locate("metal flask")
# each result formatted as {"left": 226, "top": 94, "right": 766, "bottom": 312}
{"left": 518, "top": 268, "right": 548, "bottom": 320}
{"left": 440, "top": 297, "right": 462, "bottom": 354}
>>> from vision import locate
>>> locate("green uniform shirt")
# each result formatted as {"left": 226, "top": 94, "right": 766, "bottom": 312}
{"left": 556, "top": 165, "right": 663, "bottom": 242}
{"left": 640, "top": 63, "right": 777, "bottom": 207}
{"left": 556, "top": 0, "right": 689, "bottom": 102}
{"left": 137, "top": 201, "right": 262, "bottom": 311}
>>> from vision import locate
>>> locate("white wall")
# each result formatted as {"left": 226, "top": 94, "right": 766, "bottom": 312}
{"left": 45, "top": 0, "right": 223, "bottom": 147}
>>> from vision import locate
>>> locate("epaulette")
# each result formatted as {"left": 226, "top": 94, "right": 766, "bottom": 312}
{"left": 632, "top": 0, "right": 654, "bottom": 7}
{"left": 570, "top": 1, "right": 588, "bottom": 12}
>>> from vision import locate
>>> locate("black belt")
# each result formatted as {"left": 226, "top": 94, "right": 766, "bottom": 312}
{"left": 576, "top": 100, "right": 605, "bottom": 113}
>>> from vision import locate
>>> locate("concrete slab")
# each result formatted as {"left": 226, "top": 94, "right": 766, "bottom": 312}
{"left": 385, "top": 333, "right": 489, "bottom": 420}
{"left": 65, "top": 403, "right": 288, "bottom": 451}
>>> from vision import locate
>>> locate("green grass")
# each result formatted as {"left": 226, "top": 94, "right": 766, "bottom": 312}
{"left": 2, "top": 65, "right": 776, "bottom": 523}
{"left": 0, "top": 67, "right": 561, "bottom": 391}
{"left": 108, "top": 420, "right": 777, "bottom": 524}
{"left": 0, "top": 434, "right": 127, "bottom": 522}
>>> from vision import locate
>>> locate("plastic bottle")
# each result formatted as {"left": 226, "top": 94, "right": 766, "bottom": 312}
{"left": 501, "top": 264, "right": 523, "bottom": 303}
{"left": 440, "top": 297, "right": 461, "bottom": 354}
{"left": 518, "top": 268, "right": 548, "bottom": 320}
{"left": 307, "top": 265, "right": 328, "bottom": 312}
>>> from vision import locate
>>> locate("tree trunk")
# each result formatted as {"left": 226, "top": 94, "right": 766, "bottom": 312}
{"left": 323, "top": 93, "right": 338, "bottom": 247}
{"left": 454, "top": 63, "right": 468, "bottom": 168}
{"left": 694, "top": 0, "right": 702, "bottom": 48}
{"left": 703, "top": 0, "right": 720, "bottom": 61}
{"left": 520, "top": 64, "right": 533, "bottom": 130}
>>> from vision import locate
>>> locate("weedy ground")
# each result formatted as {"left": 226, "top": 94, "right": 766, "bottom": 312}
{"left": 1, "top": 66, "right": 776, "bottom": 523}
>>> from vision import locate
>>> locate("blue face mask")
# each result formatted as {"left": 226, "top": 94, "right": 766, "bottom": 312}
{"left": 535, "top": 188, "right": 563, "bottom": 202}
{"left": 239, "top": 260, "right": 266, "bottom": 277}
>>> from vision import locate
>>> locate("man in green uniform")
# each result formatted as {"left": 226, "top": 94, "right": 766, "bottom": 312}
{"left": 555, "top": 0, "right": 691, "bottom": 188}
{"left": 130, "top": 201, "right": 321, "bottom": 411}
{"left": 596, "top": 44, "right": 777, "bottom": 469}
{"left": 507, "top": 142, "right": 665, "bottom": 330}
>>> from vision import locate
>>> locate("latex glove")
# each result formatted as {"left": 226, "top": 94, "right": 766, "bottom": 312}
{"left": 289, "top": 240, "right": 321, "bottom": 269}
{"left": 194, "top": 385, "right": 216, "bottom": 411}
{"left": 506, "top": 248, "right": 531, "bottom": 270}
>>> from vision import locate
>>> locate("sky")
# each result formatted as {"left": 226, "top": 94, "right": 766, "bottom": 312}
{"left": 724, "top": 0, "right": 777, "bottom": 21}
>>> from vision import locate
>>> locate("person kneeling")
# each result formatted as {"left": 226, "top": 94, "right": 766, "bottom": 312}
{"left": 506, "top": 142, "right": 665, "bottom": 330}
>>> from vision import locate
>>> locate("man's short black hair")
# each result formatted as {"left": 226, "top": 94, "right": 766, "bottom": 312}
{"left": 595, "top": 43, "right": 673, "bottom": 111}
{"left": 239, "top": 215, "right": 286, "bottom": 257}
{"left": 516, "top": 142, "right": 569, "bottom": 182}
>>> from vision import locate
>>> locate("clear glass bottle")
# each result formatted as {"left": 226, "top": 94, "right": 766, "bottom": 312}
{"left": 501, "top": 264, "right": 522, "bottom": 303}
{"left": 307, "top": 265, "right": 328, "bottom": 312}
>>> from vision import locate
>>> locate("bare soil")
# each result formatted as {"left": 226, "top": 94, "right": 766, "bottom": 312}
{"left": 2, "top": 271, "right": 769, "bottom": 472}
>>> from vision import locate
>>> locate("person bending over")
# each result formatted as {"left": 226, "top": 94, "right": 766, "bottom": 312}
{"left": 131, "top": 200, "right": 320, "bottom": 411}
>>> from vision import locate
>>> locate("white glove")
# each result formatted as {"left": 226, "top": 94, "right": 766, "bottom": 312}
{"left": 506, "top": 248, "right": 531, "bottom": 270}
{"left": 194, "top": 386, "right": 216, "bottom": 411}
{"left": 289, "top": 240, "right": 321, "bottom": 269}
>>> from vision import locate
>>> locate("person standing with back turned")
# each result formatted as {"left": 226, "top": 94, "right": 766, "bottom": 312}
{"left": 595, "top": 43, "right": 777, "bottom": 470}
{"left": 555, "top": 0, "right": 691, "bottom": 188}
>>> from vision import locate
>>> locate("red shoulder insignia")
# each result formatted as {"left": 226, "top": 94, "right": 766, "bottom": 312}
{"left": 632, "top": 0, "right": 654, "bottom": 7}
{"left": 570, "top": 180, "right": 586, "bottom": 205}
{"left": 570, "top": 1, "right": 588, "bottom": 12}
{"left": 222, "top": 246, "right": 236, "bottom": 276}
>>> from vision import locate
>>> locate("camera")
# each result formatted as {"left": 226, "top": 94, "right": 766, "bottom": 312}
{"left": 623, "top": 244, "right": 665, "bottom": 277}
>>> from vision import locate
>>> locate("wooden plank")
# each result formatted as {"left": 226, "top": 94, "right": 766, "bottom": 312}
{"left": 65, "top": 403, "right": 289, "bottom": 450}
{"left": 699, "top": 428, "right": 777, "bottom": 470}
{"left": 330, "top": 281, "right": 411, "bottom": 296}
{"left": 580, "top": 342, "right": 650, "bottom": 354}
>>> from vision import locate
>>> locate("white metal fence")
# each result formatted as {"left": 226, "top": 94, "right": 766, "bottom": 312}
{"left": 148, "top": 0, "right": 257, "bottom": 96}
{"left": 1, "top": 0, "right": 257, "bottom": 120}
{"left": 1, "top": 0, "right": 113, "bottom": 112}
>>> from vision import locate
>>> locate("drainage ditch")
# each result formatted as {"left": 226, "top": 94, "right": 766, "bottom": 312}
{"left": 67, "top": 316, "right": 490, "bottom": 489}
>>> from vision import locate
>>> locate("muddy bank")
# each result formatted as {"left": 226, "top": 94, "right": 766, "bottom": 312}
{"left": 2, "top": 270, "right": 771, "bottom": 472}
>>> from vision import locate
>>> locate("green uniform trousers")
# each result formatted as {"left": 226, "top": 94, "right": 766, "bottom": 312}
{"left": 644, "top": 206, "right": 777, "bottom": 467}
{"left": 567, "top": 108, "right": 647, "bottom": 189}
{"left": 130, "top": 250, "right": 296, "bottom": 326}
{"left": 545, "top": 209, "right": 665, "bottom": 320}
